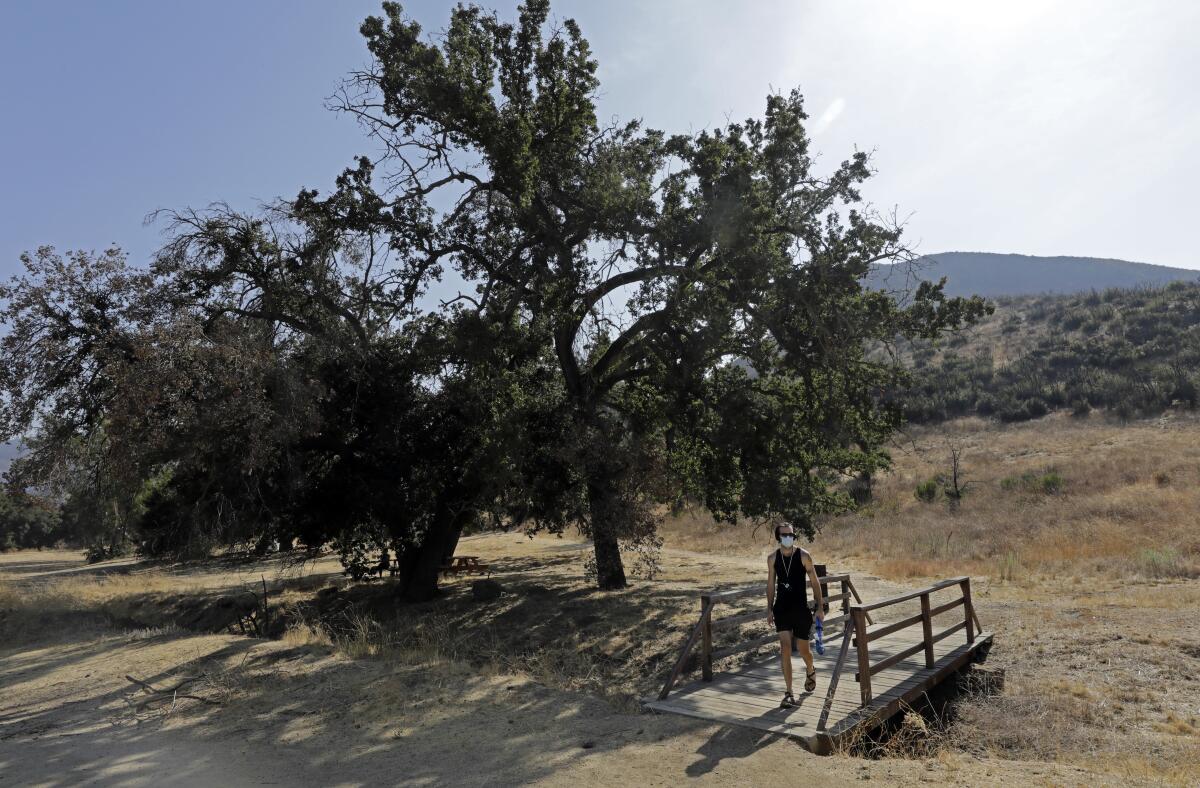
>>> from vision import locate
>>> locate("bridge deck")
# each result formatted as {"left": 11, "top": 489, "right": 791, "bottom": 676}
{"left": 644, "top": 625, "right": 993, "bottom": 754}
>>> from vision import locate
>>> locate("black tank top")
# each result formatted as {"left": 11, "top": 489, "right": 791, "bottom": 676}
{"left": 774, "top": 548, "right": 807, "bottom": 603}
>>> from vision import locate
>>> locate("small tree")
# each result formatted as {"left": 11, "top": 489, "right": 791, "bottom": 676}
{"left": 941, "top": 442, "right": 972, "bottom": 510}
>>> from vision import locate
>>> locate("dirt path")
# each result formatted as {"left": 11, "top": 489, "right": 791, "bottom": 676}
{"left": 0, "top": 540, "right": 1163, "bottom": 786}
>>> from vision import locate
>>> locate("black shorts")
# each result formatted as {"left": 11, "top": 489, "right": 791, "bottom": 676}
{"left": 772, "top": 597, "right": 813, "bottom": 637}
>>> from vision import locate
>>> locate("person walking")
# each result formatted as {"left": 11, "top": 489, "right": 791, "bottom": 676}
{"left": 766, "top": 523, "right": 825, "bottom": 708}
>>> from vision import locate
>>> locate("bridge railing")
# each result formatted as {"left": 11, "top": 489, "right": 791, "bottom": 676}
{"left": 656, "top": 570, "right": 871, "bottom": 701}
{"left": 815, "top": 575, "right": 983, "bottom": 730}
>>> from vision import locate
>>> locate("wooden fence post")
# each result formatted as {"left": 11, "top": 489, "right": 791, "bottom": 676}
{"left": 851, "top": 606, "right": 872, "bottom": 707}
{"left": 701, "top": 594, "right": 713, "bottom": 682}
{"left": 920, "top": 592, "right": 935, "bottom": 668}
{"left": 961, "top": 578, "right": 975, "bottom": 644}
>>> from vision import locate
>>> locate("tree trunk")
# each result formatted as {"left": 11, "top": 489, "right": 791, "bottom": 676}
{"left": 587, "top": 474, "right": 628, "bottom": 590}
{"left": 395, "top": 512, "right": 467, "bottom": 602}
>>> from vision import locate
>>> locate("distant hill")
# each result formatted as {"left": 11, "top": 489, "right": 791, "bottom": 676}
{"left": 866, "top": 252, "right": 1198, "bottom": 298}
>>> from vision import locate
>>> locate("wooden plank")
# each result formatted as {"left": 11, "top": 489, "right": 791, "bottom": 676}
{"left": 852, "top": 607, "right": 872, "bottom": 706}
{"left": 962, "top": 578, "right": 976, "bottom": 644}
{"left": 653, "top": 683, "right": 863, "bottom": 724}
{"left": 817, "top": 614, "right": 855, "bottom": 731}
{"left": 701, "top": 595, "right": 713, "bottom": 682}
{"left": 930, "top": 619, "right": 967, "bottom": 645}
{"left": 664, "top": 688, "right": 819, "bottom": 719}
{"left": 671, "top": 684, "right": 865, "bottom": 716}
{"left": 694, "top": 673, "right": 869, "bottom": 706}
{"left": 929, "top": 596, "right": 964, "bottom": 618}
{"left": 867, "top": 640, "right": 928, "bottom": 677}
{"left": 854, "top": 576, "right": 968, "bottom": 612}
{"left": 920, "top": 593, "right": 935, "bottom": 669}
{"left": 866, "top": 611, "right": 924, "bottom": 642}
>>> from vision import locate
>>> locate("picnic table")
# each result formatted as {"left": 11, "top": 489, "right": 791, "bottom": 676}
{"left": 439, "top": 555, "right": 491, "bottom": 577}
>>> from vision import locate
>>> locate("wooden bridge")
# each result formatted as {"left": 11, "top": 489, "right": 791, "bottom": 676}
{"left": 644, "top": 572, "right": 994, "bottom": 754}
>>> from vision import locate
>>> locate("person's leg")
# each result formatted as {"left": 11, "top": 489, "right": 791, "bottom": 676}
{"left": 797, "top": 638, "right": 815, "bottom": 676}
{"left": 777, "top": 630, "right": 793, "bottom": 693}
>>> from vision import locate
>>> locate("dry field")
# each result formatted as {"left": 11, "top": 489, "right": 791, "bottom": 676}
{"left": 2, "top": 412, "right": 1199, "bottom": 786}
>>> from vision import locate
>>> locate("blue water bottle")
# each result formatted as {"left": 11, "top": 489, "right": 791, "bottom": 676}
{"left": 813, "top": 617, "right": 825, "bottom": 655}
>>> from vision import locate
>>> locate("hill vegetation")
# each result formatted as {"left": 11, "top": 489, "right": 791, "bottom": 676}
{"left": 892, "top": 280, "right": 1200, "bottom": 424}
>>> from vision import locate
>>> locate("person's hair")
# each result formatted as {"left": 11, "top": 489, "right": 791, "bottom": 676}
{"left": 774, "top": 524, "right": 796, "bottom": 541}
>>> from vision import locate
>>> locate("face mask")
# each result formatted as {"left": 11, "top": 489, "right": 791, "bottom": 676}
{"left": 780, "top": 535, "right": 795, "bottom": 548}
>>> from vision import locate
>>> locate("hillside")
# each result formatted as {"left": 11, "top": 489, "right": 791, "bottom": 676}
{"left": 868, "top": 252, "right": 1197, "bottom": 298}
{"left": 887, "top": 280, "right": 1200, "bottom": 423}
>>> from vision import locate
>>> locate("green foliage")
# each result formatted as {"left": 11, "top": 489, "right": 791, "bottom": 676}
{"left": 1000, "top": 469, "right": 1064, "bottom": 495}
{"left": 914, "top": 479, "right": 940, "bottom": 503}
{"left": 0, "top": 490, "right": 64, "bottom": 551}
{"left": 1135, "top": 547, "right": 1192, "bottom": 579}
{"left": 0, "top": 0, "right": 988, "bottom": 593}
{"left": 898, "top": 282, "right": 1200, "bottom": 424}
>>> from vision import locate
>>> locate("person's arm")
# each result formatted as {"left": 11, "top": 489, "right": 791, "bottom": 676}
{"left": 803, "top": 551, "right": 825, "bottom": 620}
{"left": 766, "top": 554, "right": 775, "bottom": 625}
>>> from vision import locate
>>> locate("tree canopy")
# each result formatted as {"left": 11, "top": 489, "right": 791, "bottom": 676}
{"left": 0, "top": 0, "right": 986, "bottom": 593}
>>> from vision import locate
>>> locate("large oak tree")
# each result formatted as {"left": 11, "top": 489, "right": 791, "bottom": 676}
{"left": 312, "top": 0, "right": 986, "bottom": 587}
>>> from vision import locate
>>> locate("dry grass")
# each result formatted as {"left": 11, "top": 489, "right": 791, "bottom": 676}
{"left": 800, "top": 413, "right": 1200, "bottom": 583}
{"left": 659, "top": 413, "right": 1200, "bottom": 586}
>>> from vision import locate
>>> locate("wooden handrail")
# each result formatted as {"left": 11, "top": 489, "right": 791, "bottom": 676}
{"left": 865, "top": 611, "right": 924, "bottom": 643}
{"left": 704, "top": 573, "right": 850, "bottom": 602}
{"left": 853, "top": 576, "right": 967, "bottom": 612}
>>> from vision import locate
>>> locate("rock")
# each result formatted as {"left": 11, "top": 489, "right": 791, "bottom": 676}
{"left": 472, "top": 579, "right": 504, "bottom": 602}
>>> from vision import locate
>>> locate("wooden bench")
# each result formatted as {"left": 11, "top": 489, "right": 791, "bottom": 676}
{"left": 439, "top": 555, "right": 491, "bottom": 578}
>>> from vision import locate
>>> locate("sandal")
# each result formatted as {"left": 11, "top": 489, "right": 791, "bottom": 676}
{"left": 804, "top": 668, "right": 817, "bottom": 693}
{"left": 779, "top": 690, "right": 796, "bottom": 708}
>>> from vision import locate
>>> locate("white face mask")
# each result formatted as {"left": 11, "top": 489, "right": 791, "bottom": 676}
{"left": 780, "top": 535, "right": 795, "bottom": 548}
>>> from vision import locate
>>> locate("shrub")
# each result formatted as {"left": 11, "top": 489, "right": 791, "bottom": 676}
{"left": 1135, "top": 547, "right": 1193, "bottom": 579}
{"left": 1000, "top": 469, "right": 1064, "bottom": 495}
{"left": 1024, "top": 398, "right": 1049, "bottom": 419}
{"left": 1039, "top": 472, "right": 1064, "bottom": 494}
{"left": 1070, "top": 398, "right": 1091, "bottom": 418}
{"left": 914, "top": 479, "right": 940, "bottom": 503}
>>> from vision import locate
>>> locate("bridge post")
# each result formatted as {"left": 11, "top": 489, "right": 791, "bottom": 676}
{"left": 851, "top": 607, "right": 872, "bottom": 706}
{"left": 920, "top": 592, "right": 935, "bottom": 668}
{"left": 700, "top": 594, "right": 713, "bottom": 682}
{"left": 961, "top": 578, "right": 975, "bottom": 644}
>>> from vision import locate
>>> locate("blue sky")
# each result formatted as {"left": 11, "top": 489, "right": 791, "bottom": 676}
{"left": 3, "top": 0, "right": 1199, "bottom": 284}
